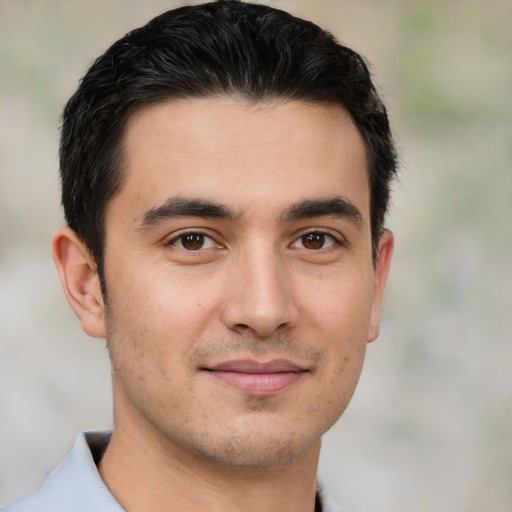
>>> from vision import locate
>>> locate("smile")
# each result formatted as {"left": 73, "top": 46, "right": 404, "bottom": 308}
{"left": 204, "top": 359, "right": 307, "bottom": 396}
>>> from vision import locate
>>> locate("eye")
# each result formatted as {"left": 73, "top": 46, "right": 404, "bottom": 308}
{"left": 170, "top": 232, "right": 218, "bottom": 251}
{"left": 292, "top": 231, "right": 338, "bottom": 250}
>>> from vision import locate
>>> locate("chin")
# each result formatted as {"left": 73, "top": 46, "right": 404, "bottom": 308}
{"left": 203, "top": 436, "right": 312, "bottom": 468}
{"left": 187, "top": 417, "right": 328, "bottom": 469}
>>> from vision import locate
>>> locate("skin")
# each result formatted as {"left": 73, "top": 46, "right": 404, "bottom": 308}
{"left": 52, "top": 98, "right": 393, "bottom": 512}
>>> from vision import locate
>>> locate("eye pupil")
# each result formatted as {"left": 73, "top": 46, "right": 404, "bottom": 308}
{"left": 302, "top": 232, "right": 325, "bottom": 249}
{"left": 181, "top": 233, "right": 204, "bottom": 250}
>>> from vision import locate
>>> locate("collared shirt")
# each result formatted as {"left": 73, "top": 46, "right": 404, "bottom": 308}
{"left": 2, "top": 431, "right": 345, "bottom": 512}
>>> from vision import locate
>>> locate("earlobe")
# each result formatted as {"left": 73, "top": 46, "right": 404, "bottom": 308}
{"left": 367, "top": 229, "right": 394, "bottom": 343}
{"left": 51, "top": 226, "right": 107, "bottom": 339}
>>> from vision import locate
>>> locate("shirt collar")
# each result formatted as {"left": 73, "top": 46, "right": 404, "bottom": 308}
{"left": 35, "top": 431, "right": 344, "bottom": 512}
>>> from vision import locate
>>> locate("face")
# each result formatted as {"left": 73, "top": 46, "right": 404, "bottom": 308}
{"left": 99, "top": 98, "right": 391, "bottom": 468}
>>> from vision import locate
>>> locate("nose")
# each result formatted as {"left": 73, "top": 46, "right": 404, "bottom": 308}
{"left": 221, "top": 249, "right": 298, "bottom": 337}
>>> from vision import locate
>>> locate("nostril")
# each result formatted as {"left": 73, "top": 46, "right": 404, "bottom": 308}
{"left": 233, "top": 323, "right": 251, "bottom": 331}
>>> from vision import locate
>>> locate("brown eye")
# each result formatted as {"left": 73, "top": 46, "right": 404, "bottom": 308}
{"left": 291, "top": 231, "right": 338, "bottom": 251}
{"left": 301, "top": 232, "right": 326, "bottom": 250}
{"left": 179, "top": 233, "right": 205, "bottom": 250}
{"left": 169, "top": 232, "right": 219, "bottom": 251}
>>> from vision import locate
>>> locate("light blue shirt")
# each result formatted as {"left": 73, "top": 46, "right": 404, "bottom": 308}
{"left": 2, "top": 431, "right": 345, "bottom": 512}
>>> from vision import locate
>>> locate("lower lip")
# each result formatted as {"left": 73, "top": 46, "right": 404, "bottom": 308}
{"left": 208, "top": 371, "right": 304, "bottom": 395}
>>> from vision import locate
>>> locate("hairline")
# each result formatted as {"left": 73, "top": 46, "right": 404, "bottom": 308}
{"left": 102, "top": 92, "right": 373, "bottom": 241}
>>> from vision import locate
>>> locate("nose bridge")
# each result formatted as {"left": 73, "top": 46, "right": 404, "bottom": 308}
{"left": 222, "top": 242, "right": 297, "bottom": 336}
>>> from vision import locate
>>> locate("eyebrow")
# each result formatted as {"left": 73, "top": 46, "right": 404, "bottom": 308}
{"left": 137, "top": 195, "right": 363, "bottom": 231}
{"left": 138, "top": 196, "right": 237, "bottom": 230}
{"left": 282, "top": 197, "right": 363, "bottom": 227}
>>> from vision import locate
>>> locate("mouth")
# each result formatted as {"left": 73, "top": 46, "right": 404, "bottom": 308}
{"left": 203, "top": 359, "right": 307, "bottom": 396}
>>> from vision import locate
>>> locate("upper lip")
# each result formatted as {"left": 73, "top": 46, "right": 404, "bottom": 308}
{"left": 206, "top": 359, "right": 305, "bottom": 373}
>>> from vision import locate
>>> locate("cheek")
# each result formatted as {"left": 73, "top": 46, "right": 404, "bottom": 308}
{"left": 104, "top": 264, "right": 223, "bottom": 372}
{"left": 299, "top": 268, "right": 373, "bottom": 390}
{"left": 301, "top": 267, "right": 374, "bottom": 337}
{"left": 110, "top": 259, "right": 220, "bottom": 325}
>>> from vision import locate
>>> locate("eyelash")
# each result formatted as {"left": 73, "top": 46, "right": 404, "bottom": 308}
{"left": 165, "top": 229, "right": 343, "bottom": 252}
{"left": 291, "top": 231, "right": 341, "bottom": 251}
{"left": 166, "top": 231, "right": 220, "bottom": 251}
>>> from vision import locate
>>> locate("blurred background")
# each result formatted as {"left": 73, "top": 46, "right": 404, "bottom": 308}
{"left": 0, "top": 0, "right": 510, "bottom": 510}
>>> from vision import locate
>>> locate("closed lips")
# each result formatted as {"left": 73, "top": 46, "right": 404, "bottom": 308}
{"left": 204, "top": 359, "right": 307, "bottom": 395}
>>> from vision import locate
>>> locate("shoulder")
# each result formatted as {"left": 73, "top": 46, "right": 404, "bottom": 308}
{"left": 2, "top": 431, "right": 122, "bottom": 512}
{"left": 1, "top": 493, "right": 43, "bottom": 512}
{"left": 0, "top": 487, "right": 64, "bottom": 512}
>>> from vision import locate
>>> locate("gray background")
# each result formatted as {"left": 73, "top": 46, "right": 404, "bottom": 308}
{"left": 1, "top": 0, "right": 511, "bottom": 510}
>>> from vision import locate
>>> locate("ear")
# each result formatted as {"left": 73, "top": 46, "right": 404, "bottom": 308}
{"left": 51, "top": 226, "right": 107, "bottom": 339}
{"left": 367, "top": 229, "right": 394, "bottom": 342}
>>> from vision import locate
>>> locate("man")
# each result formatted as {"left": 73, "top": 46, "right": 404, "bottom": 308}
{"left": 3, "top": 1, "right": 397, "bottom": 511}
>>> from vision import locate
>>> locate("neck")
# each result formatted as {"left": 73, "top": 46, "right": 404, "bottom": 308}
{"left": 98, "top": 421, "right": 321, "bottom": 512}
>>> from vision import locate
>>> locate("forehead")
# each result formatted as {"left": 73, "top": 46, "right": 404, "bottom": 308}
{"left": 112, "top": 98, "right": 369, "bottom": 222}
